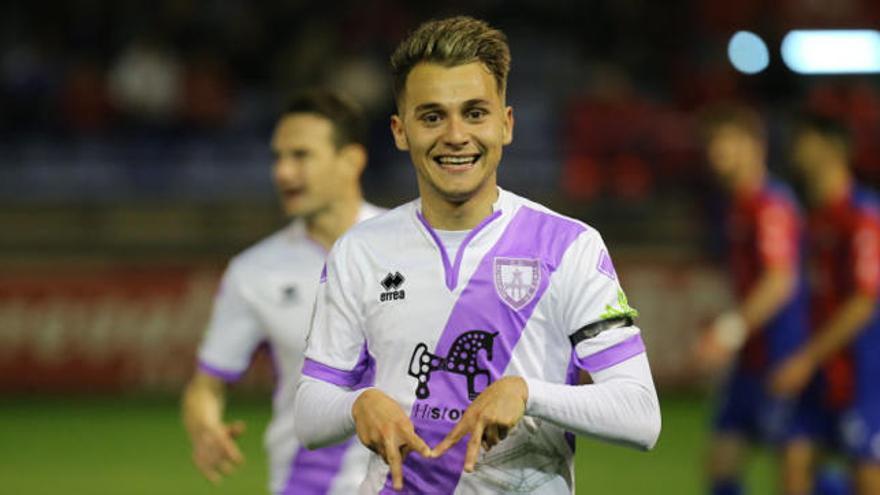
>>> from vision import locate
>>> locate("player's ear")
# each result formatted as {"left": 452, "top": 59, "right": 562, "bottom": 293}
{"left": 503, "top": 106, "right": 514, "bottom": 145}
{"left": 390, "top": 114, "right": 409, "bottom": 151}
{"left": 339, "top": 143, "right": 367, "bottom": 178}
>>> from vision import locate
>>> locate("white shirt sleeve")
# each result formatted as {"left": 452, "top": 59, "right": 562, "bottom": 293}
{"left": 301, "top": 237, "right": 372, "bottom": 386}
{"left": 554, "top": 231, "right": 644, "bottom": 371}
{"left": 293, "top": 376, "right": 372, "bottom": 449}
{"left": 196, "top": 260, "right": 266, "bottom": 381}
{"left": 524, "top": 336, "right": 661, "bottom": 450}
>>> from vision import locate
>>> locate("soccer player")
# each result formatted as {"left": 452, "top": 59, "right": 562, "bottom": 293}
{"left": 769, "top": 114, "right": 880, "bottom": 495}
{"left": 293, "top": 16, "right": 661, "bottom": 494}
{"left": 181, "top": 89, "right": 383, "bottom": 494}
{"left": 693, "top": 104, "right": 812, "bottom": 495}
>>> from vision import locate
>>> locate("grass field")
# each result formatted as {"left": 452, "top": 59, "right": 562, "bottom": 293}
{"left": 0, "top": 393, "right": 776, "bottom": 494}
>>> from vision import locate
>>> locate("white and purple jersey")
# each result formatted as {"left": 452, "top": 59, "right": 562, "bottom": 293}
{"left": 303, "top": 189, "right": 644, "bottom": 494}
{"left": 197, "top": 202, "right": 383, "bottom": 495}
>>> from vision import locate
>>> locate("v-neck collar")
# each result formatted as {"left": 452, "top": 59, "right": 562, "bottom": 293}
{"left": 414, "top": 189, "right": 508, "bottom": 291}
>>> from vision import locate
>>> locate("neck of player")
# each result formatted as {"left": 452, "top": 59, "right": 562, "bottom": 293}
{"left": 306, "top": 189, "right": 363, "bottom": 251}
{"left": 420, "top": 178, "right": 499, "bottom": 231}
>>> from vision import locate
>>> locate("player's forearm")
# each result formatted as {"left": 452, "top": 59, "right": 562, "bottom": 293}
{"left": 802, "top": 293, "right": 876, "bottom": 365}
{"left": 738, "top": 267, "right": 796, "bottom": 333}
{"left": 293, "top": 377, "right": 367, "bottom": 449}
{"left": 523, "top": 353, "right": 660, "bottom": 451}
{"left": 182, "top": 373, "right": 227, "bottom": 435}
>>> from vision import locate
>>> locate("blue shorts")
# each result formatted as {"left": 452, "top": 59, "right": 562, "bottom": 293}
{"left": 713, "top": 367, "right": 811, "bottom": 445}
{"left": 799, "top": 397, "right": 880, "bottom": 463}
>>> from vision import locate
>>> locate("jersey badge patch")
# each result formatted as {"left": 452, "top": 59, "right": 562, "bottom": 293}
{"left": 494, "top": 257, "right": 540, "bottom": 310}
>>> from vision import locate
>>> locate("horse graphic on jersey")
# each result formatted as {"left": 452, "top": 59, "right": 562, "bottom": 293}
{"left": 408, "top": 330, "right": 498, "bottom": 400}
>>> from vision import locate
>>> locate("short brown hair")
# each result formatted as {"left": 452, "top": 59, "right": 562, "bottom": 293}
{"left": 282, "top": 88, "right": 367, "bottom": 148}
{"left": 698, "top": 103, "right": 766, "bottom": 144}
{"left": 390, "top": 16, "right": 511, "bottom": 104}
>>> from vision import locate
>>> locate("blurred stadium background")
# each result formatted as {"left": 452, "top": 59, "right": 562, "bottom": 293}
{"left": 2, "top": 1, "right": 879, "bottom": 493}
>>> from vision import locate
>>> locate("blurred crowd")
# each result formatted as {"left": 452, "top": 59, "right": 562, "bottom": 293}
{"left": 1, "top": 0, "right": 879, "bottom": 207}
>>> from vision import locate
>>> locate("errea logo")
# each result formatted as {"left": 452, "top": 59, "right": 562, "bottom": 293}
{"left": 379, "top": 271, "right": 405, "bottom": 302}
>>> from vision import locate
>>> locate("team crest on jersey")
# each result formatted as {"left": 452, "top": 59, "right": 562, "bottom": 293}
{"left": 408, "top": 330, "right": 498, "bottom": 401}
{"left": 494, "top": 257, "right": 541, "bottom": 310}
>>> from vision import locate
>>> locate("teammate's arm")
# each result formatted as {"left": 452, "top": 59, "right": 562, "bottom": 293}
{"left": 771, "top": 217, "right": 880, "bottom": 397}
{"left": 182, "top": 372, "right": 246, "bottom": 483}
{"left": 696, "top": 201, "right": 800, "bottom": 370}
{"left": 182, "top": 260, "right": 263, "bottom": 483}
{"left": 770, "top": 293, "right": 875, "bottom": 397}
{"left": 696, "top": 265, "right": 796, "bottom": 370}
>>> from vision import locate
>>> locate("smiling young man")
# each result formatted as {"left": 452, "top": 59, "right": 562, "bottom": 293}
{"left": 182, "top": 89, "right": 382, "bottom": 494}
{"left": 293, "top": 17, "right": 661, "bottom": 494}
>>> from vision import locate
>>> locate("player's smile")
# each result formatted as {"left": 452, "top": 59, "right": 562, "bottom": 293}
{"left": 432, "top": 152, "right": 483, "bottom": 173}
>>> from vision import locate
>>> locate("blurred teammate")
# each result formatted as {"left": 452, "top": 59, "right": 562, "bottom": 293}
{"left": 769, "top": 114, "right": 880, "bottom": 495}
{"left": 693, "top": 104, "right": 811, "bottom": 495}
{"left": 293, "top": 16, "right": 660, "bottom": 493}
{"left": 181, "top": 89, "right": 383, "bottom": 494}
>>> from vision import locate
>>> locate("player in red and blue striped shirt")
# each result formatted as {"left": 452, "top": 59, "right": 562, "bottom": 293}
{"left": 771, "top": 114, "right": 880, "bottom": 495}
{"left": 695, "top": 104, "right": 812, "bottom": 495}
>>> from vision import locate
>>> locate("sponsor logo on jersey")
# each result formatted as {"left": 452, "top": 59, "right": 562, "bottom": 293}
{"left": 494, "top": 257, "right": 540, "bottom": 310}
{"left": 379, "top": 271, "right": 406, "bottom": 302}
{"left": 408, "top": 330, "right": 498, "bottom": 402}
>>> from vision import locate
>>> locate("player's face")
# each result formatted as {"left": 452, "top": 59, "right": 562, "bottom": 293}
{"left": 271, "top": 113, "right": 349, "bottom": 218}
{"left": 791, "top": 130, "right": 831, "bottom": 203}
{"left": 391, "top": 62, "right": 513, "bottom": 204}
{"left": 705, "top": 124, "right": 761, "bottom": 191}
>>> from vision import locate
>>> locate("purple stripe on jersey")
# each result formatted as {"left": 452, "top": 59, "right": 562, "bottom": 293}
{"left": 282, "top": 440, "right": 354, "bottom": 495}
{"left": 302, "top": 343, "right": 375, "bottom": 389}
{"left": 417, "top": 210, "right": 503, "bottom": 290}
{"left": 383, "top": 207, "right": 585, "bottom": 494}
{"left": 577, "top": 334, "right": 646, "bottom": 372}
{"left": 320, "top": 263, "right": 327, "bottom": 284}
{"left": 197, "top": 360, "right": 244, "bottom": 383}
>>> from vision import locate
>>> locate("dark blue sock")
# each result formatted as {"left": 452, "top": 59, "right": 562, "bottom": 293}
{"left": 814, "top": 466, "right": 852, "bottom": 495}
{"left": 711, "top": 479, "right": 742, "bottom": 495}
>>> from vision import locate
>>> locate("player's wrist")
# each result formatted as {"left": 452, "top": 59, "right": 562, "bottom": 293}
{"left": 712, "top": 311, "right": 748, "bottom": 351}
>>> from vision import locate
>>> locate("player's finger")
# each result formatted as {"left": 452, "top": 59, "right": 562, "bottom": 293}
{"left": 464, "top": 422, "right": 485, "bottom": 472}
{"left": 384, "top": 437, "right": 404, "bottom": 491}
{"left": 218, "top": 435, "right": 244, "bottom": 465}
{"left": 402, "top": 428, "right": 432, "bottom": 458}
{"left": 195, "top": 458, "right": 222, "bottom": 484}
{"left": 431, "top": 417, "right": 470, "bottom": 457}
{"left": 227, "top": 420, "right": 247, "bottom": 437}
{"left": 217, "top": 459, "right": 237, "bottom": 477}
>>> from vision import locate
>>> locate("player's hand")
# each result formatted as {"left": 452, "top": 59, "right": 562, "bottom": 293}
{"left": 769, "top": 352, "right": 815, "bottom": 398}
{"left": 352, "top": 388, "right": 432, "bottom": 491}
{"left": 693, "top": 312, "right": 747, "bottom": 374}
{"left": 692, "top": 328, "right": 736, "bottom": 373}
{"left": 432, "top": 376, "right": 528, "bottom": 472}
{"left": 188, "top": 419, "right": 246, "bottom": 484}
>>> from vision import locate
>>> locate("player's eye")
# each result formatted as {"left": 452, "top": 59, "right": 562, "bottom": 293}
{"left": 465, "top": 108, "right": 488, "bottom": 121}
{"left": 291, "top": 149, "right": 310, "bottom": 160}
{"left": 419, "top": 112, "right": 442, "bottom": 125}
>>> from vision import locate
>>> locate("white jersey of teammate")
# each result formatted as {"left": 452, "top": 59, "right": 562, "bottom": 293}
{"left": 302, "top": 189, "right": 651, "bottom": 494}
{"left": 197, "top": 202, "right": 383, "bottom": 495}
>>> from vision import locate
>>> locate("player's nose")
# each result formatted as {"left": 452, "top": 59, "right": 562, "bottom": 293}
{"left": 442, "top": 115, "right": 469, "bottom": 147}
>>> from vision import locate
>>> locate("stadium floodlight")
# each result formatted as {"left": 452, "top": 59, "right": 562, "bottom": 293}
{"left": 781, "top": 30, "right": 880, "bottom": 74}
{"left": 727, "top": 31, "right": 770, "bottom": 74}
